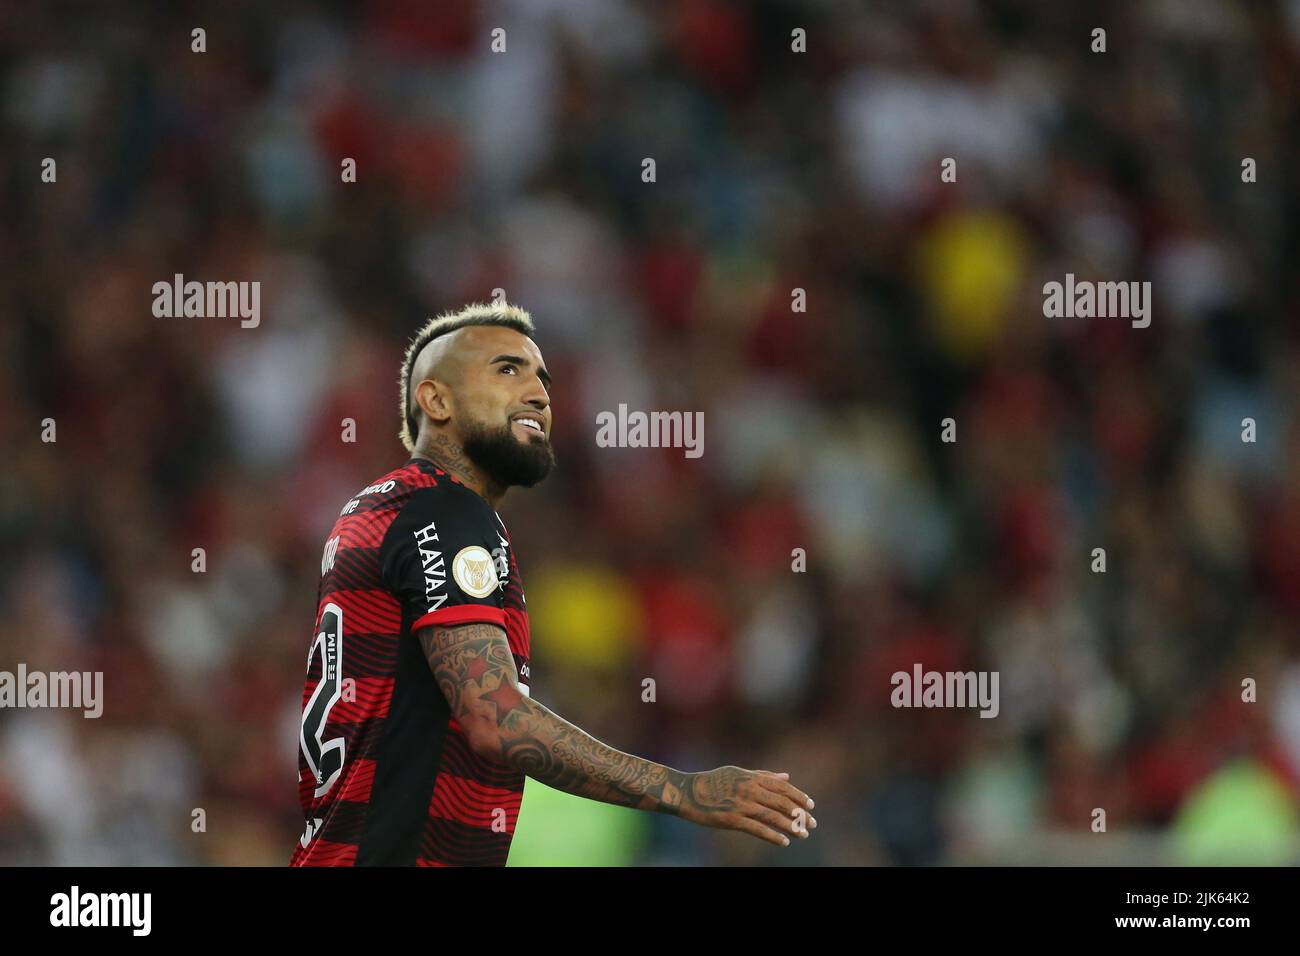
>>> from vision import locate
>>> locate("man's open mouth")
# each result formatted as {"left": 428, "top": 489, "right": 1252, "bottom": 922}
{"left": 511, "top": 415, "right": 544, "bottom": 436}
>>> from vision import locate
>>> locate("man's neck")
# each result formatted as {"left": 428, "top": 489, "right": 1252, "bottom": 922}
{"left": 414, "top": 433, "right": 506, "bottom": 508}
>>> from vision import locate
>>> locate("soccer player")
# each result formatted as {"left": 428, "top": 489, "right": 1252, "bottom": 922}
{"left": 292, "top": 302, "right": 817, "bottom": 866}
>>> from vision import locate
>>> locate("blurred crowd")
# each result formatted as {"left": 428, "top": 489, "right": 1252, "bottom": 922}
{"left": 1, "top": 0, "right": 1298, "bottom": 865}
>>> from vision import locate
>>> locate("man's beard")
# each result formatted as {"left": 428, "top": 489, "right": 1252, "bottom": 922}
{"left": 461, "top": 416, "right": 556, "bottom": 489}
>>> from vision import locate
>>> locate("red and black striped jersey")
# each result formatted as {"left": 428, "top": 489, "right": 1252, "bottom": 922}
{"left": 291, "top": 456, "right": 532, "bottom": 866}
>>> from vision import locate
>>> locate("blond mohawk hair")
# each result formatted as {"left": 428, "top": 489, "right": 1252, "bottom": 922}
{"left": 398, "top": 301, "right": 536, "bottom": 453}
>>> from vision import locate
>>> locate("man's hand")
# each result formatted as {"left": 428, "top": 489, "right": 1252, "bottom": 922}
{"left": 677, "top": 767, "right": 817, "bottom": 847}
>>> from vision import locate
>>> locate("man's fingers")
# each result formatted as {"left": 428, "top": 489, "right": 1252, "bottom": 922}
{"left": 744, "top": 803, "right": 810, "bottom": 840}
{"left": 749, "top": 787, "right": 818, "bottom": 831}
{"left": 750, "top": 787, "right": 799, "bottom": 816}
{"left": 756, "top": 772, "right": 815, "bottom": 811}
{"left": 731, "top": 814, "right": 791, "bottom": 847}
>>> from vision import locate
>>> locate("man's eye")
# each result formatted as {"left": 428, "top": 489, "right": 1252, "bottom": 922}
{"left": 500, "top": 364, "right": 517, "bottom": 374}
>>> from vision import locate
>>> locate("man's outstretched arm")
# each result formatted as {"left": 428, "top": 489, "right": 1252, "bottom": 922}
{"left": 418, "top": 622, "right": 817, "bottom": 847}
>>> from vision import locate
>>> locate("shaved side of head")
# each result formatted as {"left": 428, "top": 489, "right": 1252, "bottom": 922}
{"left": 410, "top": 327, "right": 466, "bottom": 396}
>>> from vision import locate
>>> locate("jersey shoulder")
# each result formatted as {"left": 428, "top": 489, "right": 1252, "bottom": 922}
{"left": 332, "top": 459, "right": 499, "bottom": 551}
{"left": 336, "top": 460, "right": 437, "bottom": 519}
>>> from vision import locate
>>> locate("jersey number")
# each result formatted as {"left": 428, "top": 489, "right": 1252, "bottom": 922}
{"left": 300, "top": 602, "right": 346, "bottom": 798}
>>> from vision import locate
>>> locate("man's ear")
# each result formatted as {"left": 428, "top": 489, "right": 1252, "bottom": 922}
{"left": 415, "top": 379, "right": 453, "bottom": 425}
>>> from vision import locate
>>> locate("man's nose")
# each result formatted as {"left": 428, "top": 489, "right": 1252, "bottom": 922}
{"left": 523, "top": 378, "right": 549, "bottom": 410}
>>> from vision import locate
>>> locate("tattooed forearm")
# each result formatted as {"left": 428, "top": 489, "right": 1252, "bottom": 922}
{"left": 419, "top": 623, "right": 693, "bottom": 815}
{"left": 417, "top": 622, "right": 819, "bottom": 843}
{"left": 498, "top": 717, "right": 691, "bottom": 814}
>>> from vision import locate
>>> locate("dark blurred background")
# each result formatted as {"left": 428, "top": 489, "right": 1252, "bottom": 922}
{"left": 1, "top": 0, "right": 1298, "bottom": 865}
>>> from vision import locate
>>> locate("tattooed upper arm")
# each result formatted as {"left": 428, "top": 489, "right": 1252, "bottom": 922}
{"left": 416, "top": 622, "right": 520, "bottom": 726}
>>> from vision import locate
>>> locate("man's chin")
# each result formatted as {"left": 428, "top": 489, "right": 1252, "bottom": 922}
{"left": 462, "top": 419, "right": 556, "bottom": 488}
{"left": 516, "top": 444, "right": 556, "bottom": 486}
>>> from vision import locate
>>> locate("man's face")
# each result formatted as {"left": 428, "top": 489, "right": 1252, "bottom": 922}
{"left": 451, "top": 325, "right": 555, "bottom": 488}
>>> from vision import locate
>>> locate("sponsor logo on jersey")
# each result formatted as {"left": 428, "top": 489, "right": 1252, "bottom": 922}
{"left": 414, "top": 521, "right": 448, "bottom": 612}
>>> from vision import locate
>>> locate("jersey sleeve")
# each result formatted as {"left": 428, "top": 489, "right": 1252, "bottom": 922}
{"left": 381, "top": 485, "right": 508, "bottom": 631}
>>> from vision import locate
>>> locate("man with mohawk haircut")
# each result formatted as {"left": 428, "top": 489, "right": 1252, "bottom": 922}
{"left": 292, "top": 302, "right": 817, "bottom": 866}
